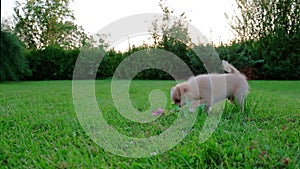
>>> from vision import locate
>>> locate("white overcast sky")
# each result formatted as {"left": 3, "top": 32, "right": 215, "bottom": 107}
{"left": 1, "top": 0, "right": 238, "bottom": 49}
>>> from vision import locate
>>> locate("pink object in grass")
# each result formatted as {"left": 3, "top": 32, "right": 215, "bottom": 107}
{"left": 152, "top": 108, "right": 164, "bottom": 116}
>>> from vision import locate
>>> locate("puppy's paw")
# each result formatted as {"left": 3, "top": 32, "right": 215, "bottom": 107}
{"left": 189, "top": 107, "right": 196, "bottom": 113}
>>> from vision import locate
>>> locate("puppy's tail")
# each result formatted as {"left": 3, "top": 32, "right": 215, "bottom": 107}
{"left": 222, "top": 60, "right": 240, "bottom": 74}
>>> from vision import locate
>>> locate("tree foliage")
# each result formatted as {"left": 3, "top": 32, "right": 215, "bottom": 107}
{"left": 1, "top": 16, "right": 15, "bottom": 32}
{"left": 14, "top": 0, "right": 87, "bottom": 49}
{"left": 149, "top": 0, "right": 192, "bottom": 48}
{"left": 147, "top": 0, "right": 207, "bottom": 76}
{"left": 227, "top": 0, "right": 300, "bottom": 42}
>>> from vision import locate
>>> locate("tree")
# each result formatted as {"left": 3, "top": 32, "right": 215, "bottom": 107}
{"left": 149, "top": 0, "right": 192, "bottom": 48}
{"left": 227, "top": 0, "right": 299, "bottom": 42}
{"left": 0, "top": 30, "right": 30, "bottom": 81}
{"left": 14, "top": 0, "right": 87, "bottom": 49}
{"left": 226, "top": 0, "right": 300, "bottom": 79}
{"left": 1, "top": 16, "right": 15, "bottom": 32}
{"left": 148, "top": 0, "right": 221, "bottom": 76}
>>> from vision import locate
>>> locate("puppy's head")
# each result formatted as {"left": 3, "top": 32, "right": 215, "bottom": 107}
{"left": 171, "top": 83, "right": 190, "bottom": 106}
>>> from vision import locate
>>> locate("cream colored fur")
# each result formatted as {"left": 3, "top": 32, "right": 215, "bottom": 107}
{"left": 171, "top": 60, "right": 249, "bottom": 112}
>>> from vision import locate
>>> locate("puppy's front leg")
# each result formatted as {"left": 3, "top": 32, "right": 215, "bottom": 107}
{"left": 188, "top": 99, "right": 206, "bottom": 113}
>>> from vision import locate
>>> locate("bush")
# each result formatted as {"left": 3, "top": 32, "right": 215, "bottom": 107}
{"left": 0, "top": 31, "right": 30, "bottom": 81}
{"left": 216, "top": 41, "right": 264, "bottom": 80}
{"left": 258, "top": 32, "right": 300, "bottom": 80}
{"left": 216, "top": 31, "right": 300, "bottom": 80}
{"left": 22, "top": 30, "right": 299, "bottom": 81}
{"left": 97, "top": 49, "right": 124, "bottom": 79}
{"left": 25, "top": 45, "right": 79, "bottom": 80}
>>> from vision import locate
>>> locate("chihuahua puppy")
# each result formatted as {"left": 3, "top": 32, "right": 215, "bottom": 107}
{"left": 171, "top": 60, "right": 249, "bottom": 112}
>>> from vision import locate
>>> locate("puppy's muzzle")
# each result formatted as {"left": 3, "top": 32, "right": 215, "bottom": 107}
{"left": 173, "top": 99, "right": 182, "bottom": 107}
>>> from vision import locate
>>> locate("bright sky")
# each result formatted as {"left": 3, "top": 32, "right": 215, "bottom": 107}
{"left": 1, "top": 0, "right": 238, "bottom": 50}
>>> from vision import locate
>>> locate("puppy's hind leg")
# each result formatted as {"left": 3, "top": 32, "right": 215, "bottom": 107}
{"left": 234, "top": 93, "right": 246, "bottom": 113}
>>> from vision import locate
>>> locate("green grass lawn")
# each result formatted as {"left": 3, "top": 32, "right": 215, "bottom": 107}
{"left": 1, "top": 80, "right": 299, "bottom": 168}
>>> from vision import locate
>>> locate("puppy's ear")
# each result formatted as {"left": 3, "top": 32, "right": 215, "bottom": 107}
{"left": 180, "top": 83, "right": 190, "bottom": 93}
{"left": 171, "top": 87, "right": 176, "bottom": 97}
{"left": 175, "top": 86, "right": 181, "bottom": 96}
